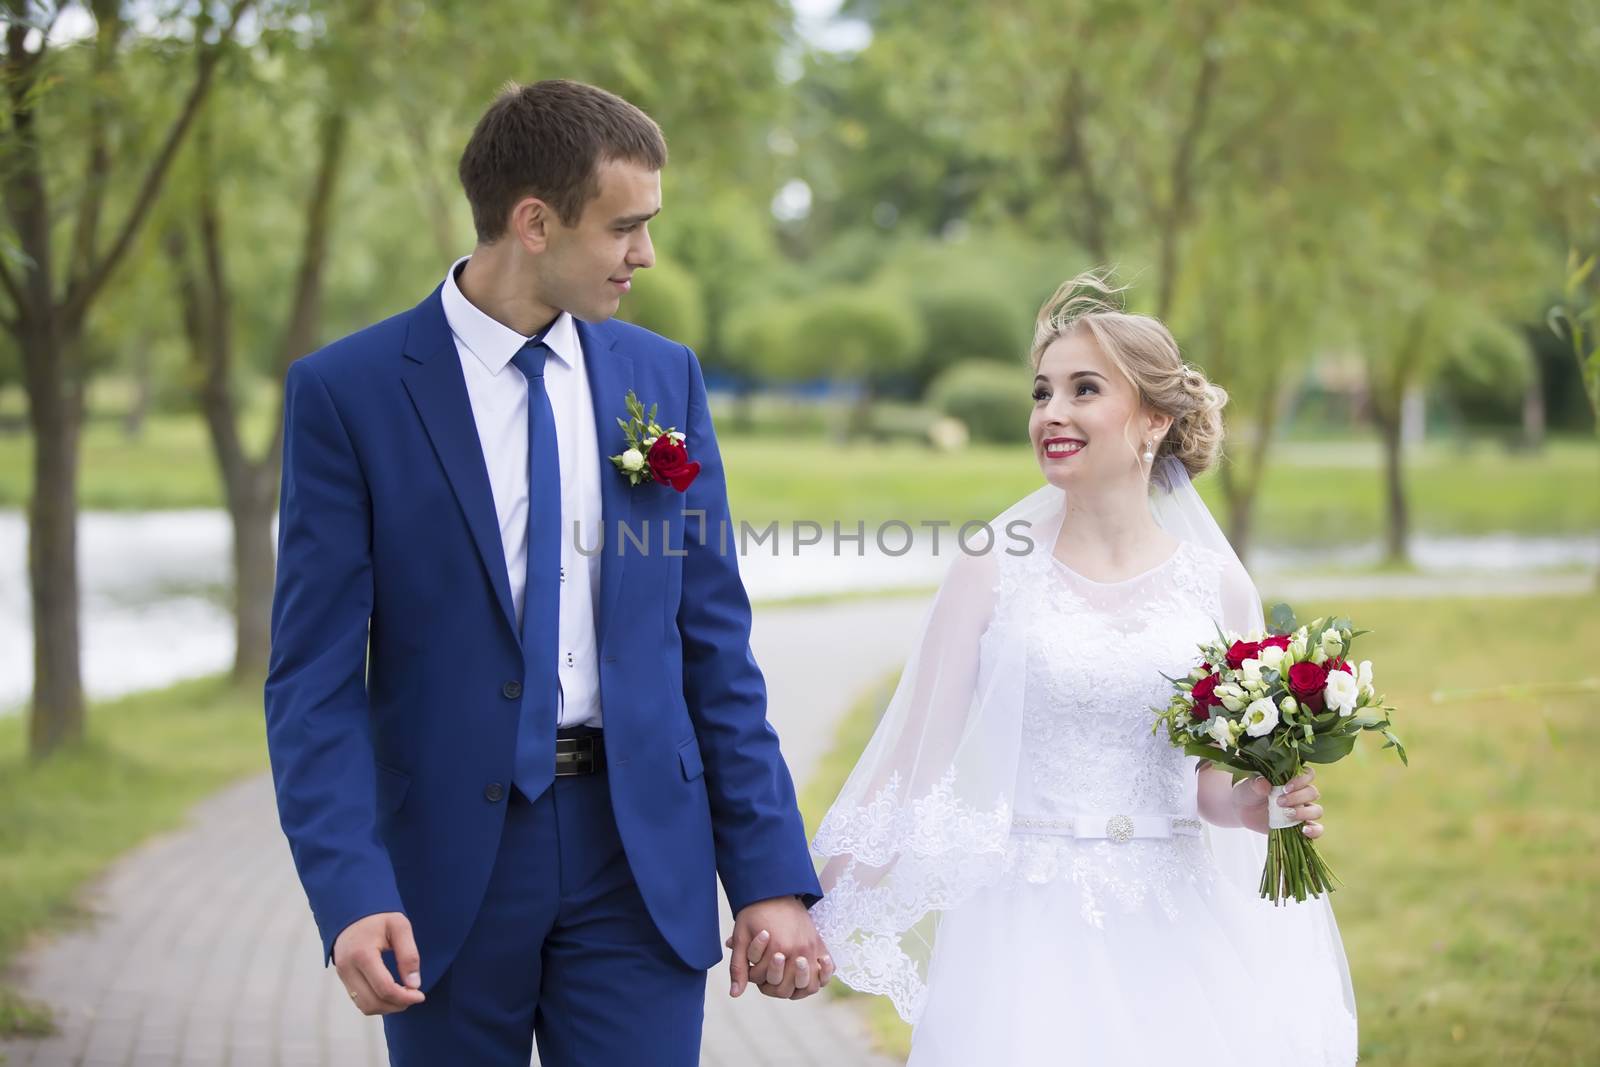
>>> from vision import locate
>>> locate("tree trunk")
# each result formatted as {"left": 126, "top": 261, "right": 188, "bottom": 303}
{"left": 21, "top": 322, "right": 86, "bottom": 757}
{"left": 229, "top": 470, "right": 276, "bottom": 683}
{"left": 122, "top": 337, "right": 152, "bottom": 440}
{"left": 1221, "top": 470, "right": 1256, "bottom": 565}
{"left": 1520, "top": 373, "right": 1545, "bottom": 450}
{"left": 849, "top": 381, "right": 876, "bottom": 441}
{"left": 1374, "top": 396, "right": 1409, "bottom": 565}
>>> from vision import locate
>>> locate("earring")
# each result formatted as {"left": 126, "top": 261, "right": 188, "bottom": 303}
{"left": 1142, "top": 440, "right": 1155, "bottom": 463}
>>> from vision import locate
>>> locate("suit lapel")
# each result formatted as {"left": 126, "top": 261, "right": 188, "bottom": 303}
{"left": 400, "top": 285, "right": 519, "bottom": 640}
{"left": 575, "top": 317, "right": 633, "bottom": 653}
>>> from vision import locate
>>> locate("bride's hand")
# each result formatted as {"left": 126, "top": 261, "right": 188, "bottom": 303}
{"left": 1232, "top": 768, "right": 1325, "bottom": 838}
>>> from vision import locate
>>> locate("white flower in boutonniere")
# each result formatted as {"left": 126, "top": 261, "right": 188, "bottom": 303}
{"left": 609, "top": 390, "right": 701, "bottom": 492}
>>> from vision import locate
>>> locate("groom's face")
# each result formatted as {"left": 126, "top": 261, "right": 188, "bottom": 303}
{"left": 539, "top": 159, "right": 661, "bottom": 322}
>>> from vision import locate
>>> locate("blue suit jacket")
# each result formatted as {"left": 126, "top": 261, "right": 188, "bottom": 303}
{"left": 264, "top": 286, "right": 822, "bottom": 986}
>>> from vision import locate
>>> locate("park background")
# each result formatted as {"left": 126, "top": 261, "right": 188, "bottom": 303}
{"left": 1, "top": 1, "right": 1597, "bottom": 1064}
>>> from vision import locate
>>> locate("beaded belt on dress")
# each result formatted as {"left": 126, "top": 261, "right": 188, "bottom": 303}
{"left": 1011, "top": 813, "right": 1203, "bottom": 843}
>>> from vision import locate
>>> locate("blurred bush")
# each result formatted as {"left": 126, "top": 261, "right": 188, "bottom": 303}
{"left": 908, "top": 284, "right": 1027, "bottom": 392}
{"left": 927, "top": 358, "right": 1030, "bottom": 444}
{"left": 616, "top": 258, "right": 708, "bottom": 352}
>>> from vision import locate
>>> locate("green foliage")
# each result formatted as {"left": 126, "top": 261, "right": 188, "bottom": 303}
{"left": 649, "top": 191, "right": 784, "bottom": 374}
{"left": 616, "top": 258, "right": 707, "bottom": 350}
{"left": 926, "top": 359, "right": 1031, "bottom": 444}
{"left": 721, "top": 301, "right": 806, "bottom": 384}
{"left": 788, "top": 286, "right": 924, "bottom": 385}
{"left": 1548, "top": 248, "right": 1600, "bottom": 419}
{"left": 908, "top": 285, "right": 1027, "bottom": 390}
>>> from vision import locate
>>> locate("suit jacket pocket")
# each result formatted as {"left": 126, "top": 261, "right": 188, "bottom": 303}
{"left": 374, "top": 761, "right": 412, "bottom": 815}
{"left": 677, "top": 738, "right": 705, "bottom": 781}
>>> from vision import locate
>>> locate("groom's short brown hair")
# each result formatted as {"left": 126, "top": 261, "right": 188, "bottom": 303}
{"left": 458, "top": 79, "right": 667, "bottom": 242}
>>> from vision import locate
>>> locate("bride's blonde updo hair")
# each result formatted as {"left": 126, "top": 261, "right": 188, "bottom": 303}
{"left": 1031, "top": 269, "right": 1228, "bottom": 478}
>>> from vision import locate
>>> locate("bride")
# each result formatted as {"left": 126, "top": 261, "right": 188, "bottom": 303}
{"left": 810, "top": 272, "right": 1358, "bottom": 1065}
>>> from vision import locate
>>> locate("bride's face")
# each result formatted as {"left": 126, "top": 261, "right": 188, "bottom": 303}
{"left": 1029, "top": 328, "right": 1163, "bottom": 492}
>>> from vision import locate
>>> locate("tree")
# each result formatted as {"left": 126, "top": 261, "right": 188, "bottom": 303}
{"left": 789, "top": 285, "right": 922, "bottom": 439}
{"left": 1, "top": 0, "right": 253, "bottom": 757}
{"left": 159, "top": 0, "right": 380, "bottom": 683}
{"left": 1324, "top": 3, "right": 1568, "bottom": 563}
{"left": 807, "top": 0, "right": 1595, "bottom": 562}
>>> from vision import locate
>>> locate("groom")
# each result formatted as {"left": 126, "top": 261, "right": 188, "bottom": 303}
{"left": 264, "top": 79, "right": 826, "bottom": 1066}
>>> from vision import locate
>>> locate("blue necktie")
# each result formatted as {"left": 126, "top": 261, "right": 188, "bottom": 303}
{"left": 509, "top": 339, "right": 560, "bottom": 802}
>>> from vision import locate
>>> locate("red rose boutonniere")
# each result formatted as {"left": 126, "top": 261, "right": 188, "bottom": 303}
{"left": 609, "top": 390, "right": 700, "bottom": 492}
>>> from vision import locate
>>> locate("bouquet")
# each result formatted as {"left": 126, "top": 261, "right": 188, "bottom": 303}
{"left": 1152, "top": 603, "right": 1406, "bottom": 904}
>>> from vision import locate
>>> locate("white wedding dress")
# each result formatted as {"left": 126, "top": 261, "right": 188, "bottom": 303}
{"left": 813, "top": 465, "right": 1358, "bottom": 1066}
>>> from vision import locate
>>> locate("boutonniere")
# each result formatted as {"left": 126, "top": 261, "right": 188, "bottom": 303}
{"left": 610, "top": 390, "right": 701, "bottom": 492}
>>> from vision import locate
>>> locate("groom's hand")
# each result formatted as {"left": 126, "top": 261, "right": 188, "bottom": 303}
{"left": 726, "top": 897, "right": 834, "bottom": 1001}
{"left": 332, "top": 911, "right": 427, "bottom": 1015}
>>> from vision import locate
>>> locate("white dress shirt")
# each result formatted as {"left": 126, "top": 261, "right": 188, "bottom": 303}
{"left": 441, "top": 257, "right": 603, "bottom": 729}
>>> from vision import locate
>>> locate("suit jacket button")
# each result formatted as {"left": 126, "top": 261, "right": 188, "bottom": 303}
{"left": 484, "top": 783, "right": 505, "bottom": 803}
{"left": 501, "top": 680, "right": 522, "bottom": 700}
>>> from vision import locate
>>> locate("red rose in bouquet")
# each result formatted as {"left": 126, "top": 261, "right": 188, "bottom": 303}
{"left": 1189, "top": 672, "right": 1221, "bottom": 720}
{"left": 1287, "top": 661, "right": 1329, "bottom": 712}
{"left": 1224, "top": 640, "right": 1259, "bottom": 669}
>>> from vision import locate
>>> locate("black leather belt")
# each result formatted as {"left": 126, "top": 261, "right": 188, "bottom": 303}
{"left": 554, "top": 728, "right": 604, "bottom": 777}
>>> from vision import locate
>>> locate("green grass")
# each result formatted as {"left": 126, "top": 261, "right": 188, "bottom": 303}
{"left": 799, "top": 592, "right": 1600, "bottom": 1065}
{"left": 0, "top": 676, "right": 269, "bottom": 1036}
{"left": 721, "top": 435, "right": 1600, "bottom": 541}
{"left": 0, "top": 410, "right": 1594, "bottom": 543}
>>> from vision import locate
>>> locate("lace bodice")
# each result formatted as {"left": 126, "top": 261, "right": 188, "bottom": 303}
{"left": 990, "top": 538, "right": 1232, "bottom": 924}
{"left": 1011, "top": 539, "right": 1220, "bottom": 820}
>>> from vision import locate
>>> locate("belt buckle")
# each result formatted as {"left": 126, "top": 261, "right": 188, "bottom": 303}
{"left": 1105, "top": 815, "right": 1135, "bottom": 844}
{"left": 554, "top": 754, "right": 593, "bottom": 777}
{"left": 553, "top": 736, "right": 599, "bottom": 777}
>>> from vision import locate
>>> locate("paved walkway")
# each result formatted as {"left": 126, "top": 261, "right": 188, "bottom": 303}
{"left": 0, "top": 597, "right": 930, "bottom": 1067}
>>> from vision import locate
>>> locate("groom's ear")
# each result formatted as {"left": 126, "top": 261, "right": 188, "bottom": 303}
{"left": 508, "top": 195, "right": 556, "bottom": 255}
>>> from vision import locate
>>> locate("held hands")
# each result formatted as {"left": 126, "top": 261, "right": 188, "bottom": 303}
{"left": 332, "top": 912, "right": 426, "bottom": 1016}
{"left": 726, "top": 896, "right": 834, "bottom": 1001}
{"left": 1232, "top": 767, "right": 1326, "bottom": 839}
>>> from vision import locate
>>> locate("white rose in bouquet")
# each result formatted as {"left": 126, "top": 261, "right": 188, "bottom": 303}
{"left": 1242, "top": 697, "right": 1280, "bottom": 737}
{"left": 1207, "top": 715, "right": 1236, "bottom": 749}
{"left": 1357, "top": 660, "right": 1375, "bottom": 699}
{"left": 1324, "top": 668, "right": 1359, "bottom": 716}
